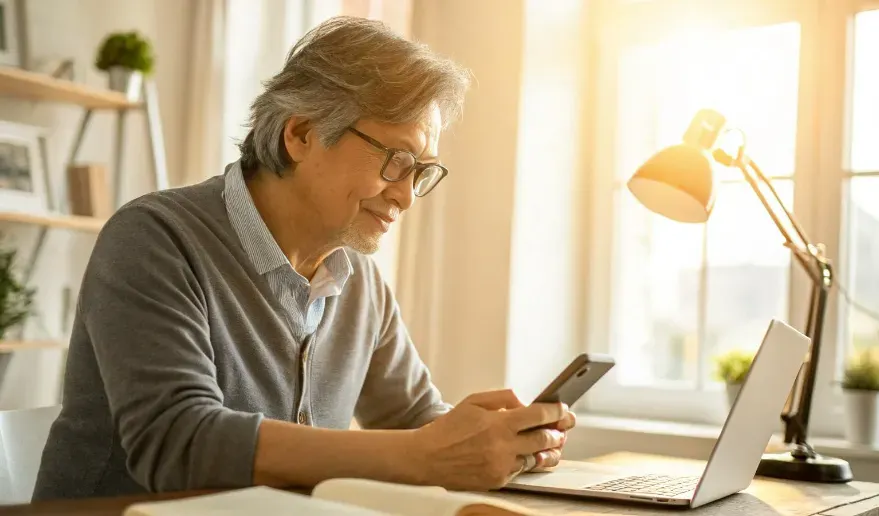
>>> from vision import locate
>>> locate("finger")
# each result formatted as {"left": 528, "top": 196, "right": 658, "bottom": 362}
{"left": 504, "top": 402, "right": 567, "bottom": 431}
{"left": 556, "top": 410, "right": 577, "bottom": 431}
{"left": 462, "top": 389, "right": 526, "bottom": 411}
{"left": 514, "top": 429, "right": 565, "bottom": 455}
{"left": 534, "top": 448, "right": 562, "bottom": 472}
{"left": 508, "top": 455, "right": 527, "bottom": 475}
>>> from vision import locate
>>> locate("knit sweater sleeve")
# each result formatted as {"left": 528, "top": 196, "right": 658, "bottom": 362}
{"left": 80, "top": 202, "right": 263, "bottom": 492}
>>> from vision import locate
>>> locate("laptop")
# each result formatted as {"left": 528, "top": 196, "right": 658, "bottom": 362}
{"left": 505, "top": 318, "right": 810, "bottom": 509}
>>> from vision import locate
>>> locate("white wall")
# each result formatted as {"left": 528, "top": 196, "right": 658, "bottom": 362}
{"left": 0, "top": 0, "right": 191, "bottom": 409}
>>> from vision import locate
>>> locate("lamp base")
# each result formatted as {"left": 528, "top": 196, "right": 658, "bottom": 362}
{"left": 757, "top": 448, "right": 853, "bottom": 483}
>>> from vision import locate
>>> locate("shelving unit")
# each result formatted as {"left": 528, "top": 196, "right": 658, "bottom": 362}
{"left": 0, "top": 67, "right": 140, "bottom": 110}
{"left": 0, "top": 65, "right": 167, "bottom": 358}
{"left": 0, "top": 340, "right": 66, "bottom": 353}
{"left": 0, "top": 210, "right": 104, "bottom": 233}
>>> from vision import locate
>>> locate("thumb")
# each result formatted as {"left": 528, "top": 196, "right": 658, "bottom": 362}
{"left": 461, "top": 389, "right": 525, "bottom": 410}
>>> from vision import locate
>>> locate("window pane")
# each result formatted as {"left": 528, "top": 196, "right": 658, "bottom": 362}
{"left": 615, "top": 22, "right": 801, "bottom": 183}
{"left": 845, "top": 177, "right": 879, "bottom": 352}
{"left": 610, "top": 189, "right": 703, "bottom": 386}
{"left": 704, "top": 181, "right": 793, "bottom": 383}
{"left": 610, "top": 22, "right": 801, "bottom": 389}
{"left": 851, "top": 10, "right": 879, "bottom": 173}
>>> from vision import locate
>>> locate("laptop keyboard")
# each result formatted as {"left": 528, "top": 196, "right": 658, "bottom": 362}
{"left": 587, "top": 474, "right": 700, "bottom": 497}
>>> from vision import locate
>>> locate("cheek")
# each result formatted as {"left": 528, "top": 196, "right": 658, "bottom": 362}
{"left": 345, "top": 166, "right": 387, "bottom": 202}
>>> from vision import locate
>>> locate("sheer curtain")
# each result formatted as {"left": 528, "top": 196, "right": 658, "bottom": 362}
{"left": 181, "top": 0, "right": 227, "bottom": 185}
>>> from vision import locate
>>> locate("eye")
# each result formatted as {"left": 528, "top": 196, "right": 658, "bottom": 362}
{"left": 390, "top": 152, "right": 415, "bottom": 168}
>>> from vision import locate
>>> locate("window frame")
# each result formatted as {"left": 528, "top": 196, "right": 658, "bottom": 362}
{"left": 581, "top": 0, "right": 876, "bottom": 437}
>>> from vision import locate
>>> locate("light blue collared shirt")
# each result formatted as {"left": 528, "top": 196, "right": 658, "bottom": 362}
{"left": 223, "top": 161, "right": 352, "bottom": 339}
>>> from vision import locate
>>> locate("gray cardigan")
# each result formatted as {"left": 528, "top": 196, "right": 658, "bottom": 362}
{"left": 32, "top": 173, "right": 449, "bottom": 500}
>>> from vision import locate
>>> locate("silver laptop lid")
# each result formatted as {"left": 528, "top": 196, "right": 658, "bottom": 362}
{"left": 691, "top": 319, "right": 809, "bottom": 508}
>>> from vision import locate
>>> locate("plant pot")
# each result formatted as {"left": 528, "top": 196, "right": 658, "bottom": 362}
{"left": 107, "top": 66, "right": 143, "bottom": 102}
{"left": 725, "top": 383, "right": 742, "bottom": 408}
{"left": 844, "top": 389, "right": 879, "bottom": 447}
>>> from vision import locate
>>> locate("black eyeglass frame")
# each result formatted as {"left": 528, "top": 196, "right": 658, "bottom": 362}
{"left": 347, "top": 127, "right": 448, "bottom": 197}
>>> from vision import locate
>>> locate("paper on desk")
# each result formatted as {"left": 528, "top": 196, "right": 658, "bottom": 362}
{"left": 123, "top": 486, "right": 383, "bottom": 516}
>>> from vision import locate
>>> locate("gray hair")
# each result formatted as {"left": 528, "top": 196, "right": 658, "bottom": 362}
{"left": 238, "top": 16, "right": 472, "bottom": 174}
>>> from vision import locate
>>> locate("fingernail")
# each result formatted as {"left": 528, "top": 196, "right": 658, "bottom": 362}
{"left": 561, "top": 403, "right": 570, "bottom": 413}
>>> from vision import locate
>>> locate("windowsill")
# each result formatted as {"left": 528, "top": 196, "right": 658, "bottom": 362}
{"left": 569, "top": 413, "right": 879, "bottom": 463}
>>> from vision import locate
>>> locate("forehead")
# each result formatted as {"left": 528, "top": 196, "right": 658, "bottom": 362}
{"left": 363, "top": 105, "right": 443, "bottom": 156}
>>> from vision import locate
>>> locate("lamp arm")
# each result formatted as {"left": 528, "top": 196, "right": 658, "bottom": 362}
{"left": 726, "top": 150, "right": 830, "bottom": 450}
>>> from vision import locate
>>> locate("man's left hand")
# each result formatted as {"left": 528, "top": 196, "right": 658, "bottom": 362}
{"left": 531, "top": 408, "right": 576, "bottom": 471}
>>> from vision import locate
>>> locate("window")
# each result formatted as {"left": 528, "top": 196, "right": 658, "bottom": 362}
{"left": 583, "top": 0, "right": 879, "bottom": 432}
{"left": 611, "top": 23, "right": 800, "bottom": 389}
{"left": 842, "top": 9, "right": 879, "bottom": 355}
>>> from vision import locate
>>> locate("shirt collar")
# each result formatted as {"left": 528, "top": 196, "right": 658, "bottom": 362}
{"left": 223, "top": 161, "right": 353, "bottom": 290}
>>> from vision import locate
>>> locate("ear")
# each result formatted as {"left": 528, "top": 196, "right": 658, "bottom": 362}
{"left": 283, "top": 116, "right": 314, "bottom": 164}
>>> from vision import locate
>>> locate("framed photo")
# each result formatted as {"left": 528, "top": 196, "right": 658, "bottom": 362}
{"left": 0, "top": 121, "right": 48, "bottom": 215}
{"left": 0, "top": 0, "right": 27, "bottom": 68}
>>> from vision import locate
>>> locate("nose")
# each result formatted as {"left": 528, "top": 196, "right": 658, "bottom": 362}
{"left": 383, "top": 174, "right": 416, "bottom": 211}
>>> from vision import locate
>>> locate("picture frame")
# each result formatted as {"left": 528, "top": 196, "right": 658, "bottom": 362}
{"left": 0, "top": 121, "right": 49, "bottom": 215}
{"left": 0, "top": 0, "right": 27, "bottom": 68}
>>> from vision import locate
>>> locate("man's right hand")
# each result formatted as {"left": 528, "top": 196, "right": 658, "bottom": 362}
{"left": 411, "top": 389, "right": 567, "bottom": 491}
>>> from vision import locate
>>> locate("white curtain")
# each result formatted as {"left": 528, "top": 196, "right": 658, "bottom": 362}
{"left": 181, "top": 0, "right": 227, "bottom": 185}
{"left": 394, "top": 189, "right": 446, "bottom": 371}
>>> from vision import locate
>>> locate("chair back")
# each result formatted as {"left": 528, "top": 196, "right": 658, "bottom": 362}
{"left": 0, "top": 405, "right": 61, "bottom": 504}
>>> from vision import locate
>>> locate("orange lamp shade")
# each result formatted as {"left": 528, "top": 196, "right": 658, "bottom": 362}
{"left": 626, "top": 143, "right": 717, "bottom": 224}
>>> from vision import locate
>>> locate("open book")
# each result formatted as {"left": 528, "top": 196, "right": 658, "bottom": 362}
{"left": 123, "top": 478, "right": 539, "bottom": 516}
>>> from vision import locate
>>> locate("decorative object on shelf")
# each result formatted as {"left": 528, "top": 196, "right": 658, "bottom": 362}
{"left": 0, "top": 120, "right": 49, "bottom": 215}
{"left": 67, "top": 164, "right": 111, "bottom": 218}
{"left": 95, "top": 31, "right": 155, "bottom": 102}
{"left": 0, "top": 0, "right": 28, "bottom": 68}
{"left": 842, "top": 348, "right": 879, "bottom": 447}
{"left": 712, "top": 348, "right": 755, "bottom": 408}
{"left": 0, "top": 244, "right": 35, "bottom": 340}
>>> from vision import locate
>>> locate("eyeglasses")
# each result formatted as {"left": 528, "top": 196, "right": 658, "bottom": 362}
{"left": 347, "top": 127, "right": 448, "bottom": 197}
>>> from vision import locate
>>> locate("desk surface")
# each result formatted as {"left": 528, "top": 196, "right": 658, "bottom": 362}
{"left": 3, "top": 452, "right": 878, "bottom": 516}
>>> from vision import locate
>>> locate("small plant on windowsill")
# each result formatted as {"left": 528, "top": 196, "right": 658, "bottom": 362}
{"left": 0, "top": 246, "right": 35, "bottom": 341}
{"left": 712, "top": 349, "right": 755, "bottom": 408}
{"left": 841, "top": 347, "right": 879, "bottom": 447}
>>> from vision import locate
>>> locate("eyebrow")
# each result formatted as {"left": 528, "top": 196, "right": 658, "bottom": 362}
{"left": 393, "top": 136, "right": 438, "bottom": 162}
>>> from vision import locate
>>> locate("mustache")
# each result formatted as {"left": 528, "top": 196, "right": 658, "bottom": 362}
{"left": 363, "top": 205, "right": 401, "bottom": 220}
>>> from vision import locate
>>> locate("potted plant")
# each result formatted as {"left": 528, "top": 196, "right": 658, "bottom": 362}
{"left": 0, "top": 246, "right": 35, "bottom": 340}
{"left": 95, "top": 31, "right": 155, "bottom": 102}
{"left": 713, "top": 349, "right": 755, "bottom": 408}
{"left": 842, "top": 348, "right": 879, "bottom": 447}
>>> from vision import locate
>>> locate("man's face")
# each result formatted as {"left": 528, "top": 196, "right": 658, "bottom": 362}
{"left": 284, "top": 107, "right": 443, "bottom": 254}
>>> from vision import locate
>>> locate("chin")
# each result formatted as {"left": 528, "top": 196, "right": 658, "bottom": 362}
{"left": 341, "top": 228, "right": 382, "bottom": 255}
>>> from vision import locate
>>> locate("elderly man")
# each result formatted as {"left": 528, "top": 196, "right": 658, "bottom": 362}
{"left": 33, "top": 16, "right": 574, "bottom": 500}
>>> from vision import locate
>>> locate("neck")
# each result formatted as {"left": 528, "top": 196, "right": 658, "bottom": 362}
{"left": 245, "top": 168, "right": 338, "bottom": 280}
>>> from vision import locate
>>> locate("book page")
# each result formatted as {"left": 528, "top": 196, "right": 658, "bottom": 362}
{"left": 123, "top": 486, "right": 386, "bottom": 516}
{"left": 313, "top": 478, "right": 537, "bottom": 516}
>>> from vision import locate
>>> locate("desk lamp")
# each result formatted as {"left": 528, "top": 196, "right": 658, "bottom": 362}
{"left": 626, "top": 108, "right": 853, "bottom": 483}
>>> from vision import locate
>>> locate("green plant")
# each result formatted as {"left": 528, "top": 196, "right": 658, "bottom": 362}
{"left": 95, "top": 31, "right": 155, "bottom": 74}
{"left": 0, "top": 247, "right": 35, "bottom": 339}
{"left": 842, "top": 348, "right": 879, "bottom": 391}
{"left": 712, "top": 349, "right": 755, "bottom": 384}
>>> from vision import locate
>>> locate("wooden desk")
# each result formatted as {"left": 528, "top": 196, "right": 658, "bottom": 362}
{"left": 3, "top": 453, "right": 879, "bottom": 515}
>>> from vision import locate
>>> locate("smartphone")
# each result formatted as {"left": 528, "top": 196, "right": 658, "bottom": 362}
{"left": 532, "top": 353, "right": 615, "bottom": 406}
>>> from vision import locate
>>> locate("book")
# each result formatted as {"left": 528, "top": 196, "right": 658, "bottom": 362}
{"left": 123, "top": 479, "right": 539, "bottom": 516}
